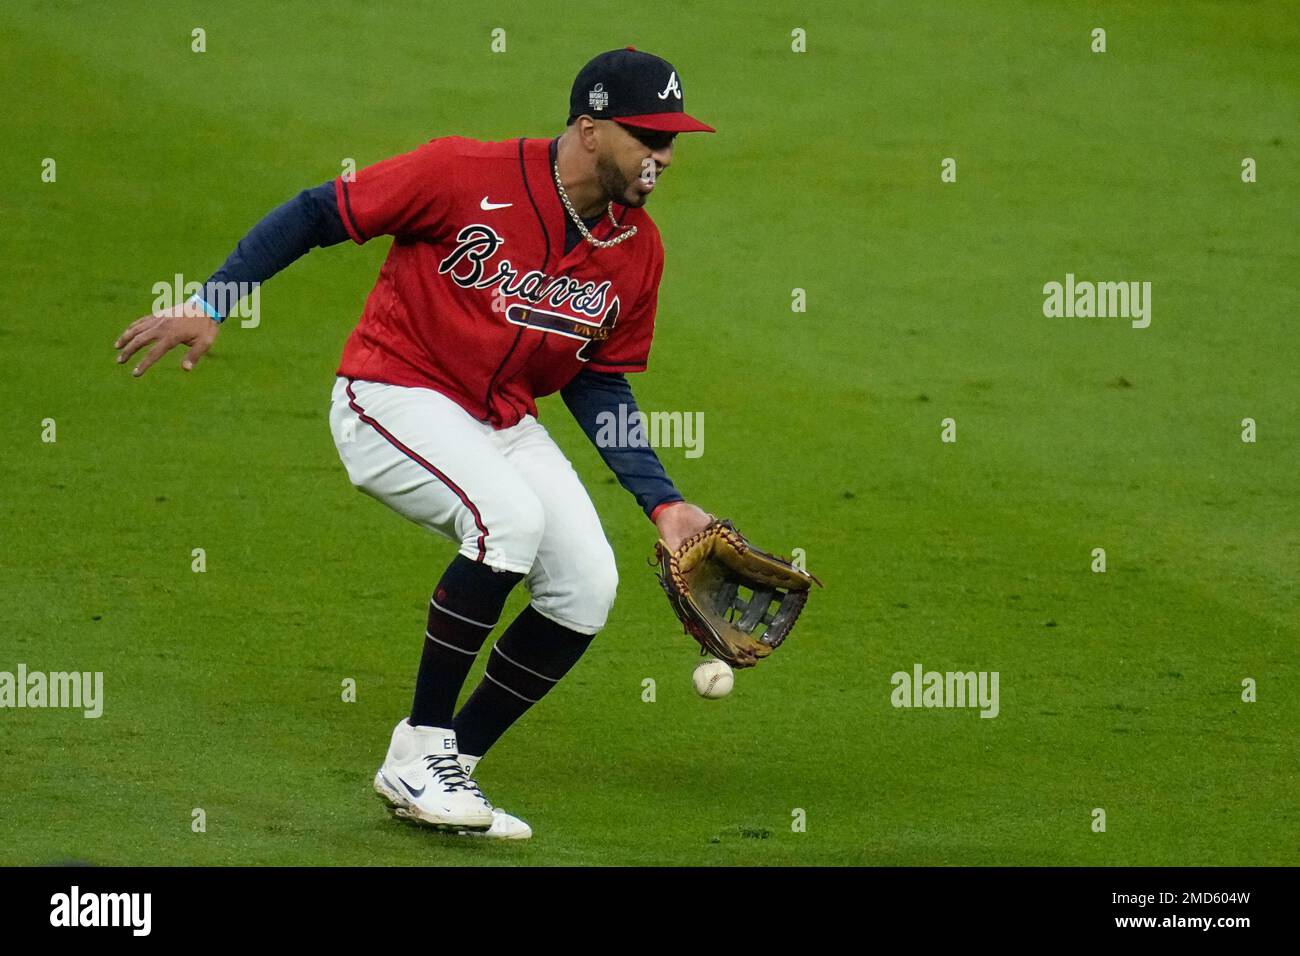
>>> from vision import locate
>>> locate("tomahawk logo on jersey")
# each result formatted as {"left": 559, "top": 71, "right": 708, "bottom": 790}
{"left": 334, "top": 136, "right": 665, "bottom": 428}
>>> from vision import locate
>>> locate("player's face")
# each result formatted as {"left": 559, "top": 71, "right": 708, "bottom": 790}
{"left": 596, "top": 122, "right": 676, "bottom": 209}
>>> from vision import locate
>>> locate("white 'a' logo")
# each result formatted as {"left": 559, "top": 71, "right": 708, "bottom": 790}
{"left": 657, "top": 71, "right": 682, "bottom": 100}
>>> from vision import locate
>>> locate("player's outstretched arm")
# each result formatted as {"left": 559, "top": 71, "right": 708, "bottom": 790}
{"left": 114, "top": 181, "right": 348, "bottom": 378}
{"left": 114, "top": 300, "right": 220, "bottom": 377}
{"left": 561, "top": 368, "right": 713, "bottom": 549}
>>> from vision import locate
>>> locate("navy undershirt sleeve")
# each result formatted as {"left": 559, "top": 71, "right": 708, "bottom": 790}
{"left": 561, "top": 369, "right": 684, "bottom": 519}
{"left": 198, "top": 181, "right": 349, "bottom": 318}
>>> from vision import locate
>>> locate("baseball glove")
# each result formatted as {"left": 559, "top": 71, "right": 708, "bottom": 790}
{"left": 654, "top": 519, "right": 821, "bottom": 668}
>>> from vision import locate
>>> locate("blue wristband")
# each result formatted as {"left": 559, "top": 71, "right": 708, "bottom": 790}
{"left": 187, "top": 293, "right": 224, "bottom": 323}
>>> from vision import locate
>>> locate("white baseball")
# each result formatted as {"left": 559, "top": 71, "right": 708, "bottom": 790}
{"left": 692, "top": 658, "right": 734, "bottom": 699}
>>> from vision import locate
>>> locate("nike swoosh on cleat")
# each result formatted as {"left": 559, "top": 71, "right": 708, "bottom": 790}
{"left": 397, "top": 775, "right": 426, "bottom": 798}
{"left": 480, "top": 197, "right": 513, "bottom": 210}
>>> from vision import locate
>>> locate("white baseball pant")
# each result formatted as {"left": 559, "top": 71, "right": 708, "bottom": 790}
{"left": 328, "top": 376, "right": 618, "bottom": 635}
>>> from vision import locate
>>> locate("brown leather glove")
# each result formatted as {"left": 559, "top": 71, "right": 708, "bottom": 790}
{"left": 654, "top": 519, "right": 821, "bottom": 668}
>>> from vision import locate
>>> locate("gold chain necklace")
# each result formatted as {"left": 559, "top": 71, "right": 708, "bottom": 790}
{"left": 552, "top": 162, "right": 637, "bottom": 249}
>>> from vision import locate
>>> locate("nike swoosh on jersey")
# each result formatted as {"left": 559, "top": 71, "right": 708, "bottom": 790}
{"left": 480, "top": 197, "right": 513, "bottom": 210}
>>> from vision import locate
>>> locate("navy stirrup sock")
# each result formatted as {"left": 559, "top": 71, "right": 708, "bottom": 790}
{"left": 410, "top": 555, "right": 523, "bottom": 730}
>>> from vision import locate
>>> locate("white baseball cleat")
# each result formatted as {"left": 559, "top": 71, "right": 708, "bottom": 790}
{"left": 373, "top": 719, "right": 493, "bottom": 830}
{"left": 459, "top": 807, "right": 533, "bottom": 840}
{"left": 455, "top": 755, "right": 533, "bottom": 840}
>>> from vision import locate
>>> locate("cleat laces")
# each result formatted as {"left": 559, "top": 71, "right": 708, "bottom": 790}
{"left": 424, "top": 753, "right": 483, "bottom": 796}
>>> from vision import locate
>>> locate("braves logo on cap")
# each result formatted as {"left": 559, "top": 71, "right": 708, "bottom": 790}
{"left": 567, "top": 47, "right": 716, "bottom": 134}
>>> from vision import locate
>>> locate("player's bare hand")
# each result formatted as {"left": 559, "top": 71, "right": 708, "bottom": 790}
{"left": 114, "top": 300, "right": 220, "bottom": 377}
{"left": 654, "top": 501, "right": 714, "bottom": 552}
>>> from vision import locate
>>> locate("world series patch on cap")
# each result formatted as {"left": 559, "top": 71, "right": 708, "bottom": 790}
{"left": 569, "top": 46, "right": 716, "bottom": 133}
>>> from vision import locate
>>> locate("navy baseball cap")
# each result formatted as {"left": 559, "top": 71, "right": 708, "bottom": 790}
{"left": 568, "top": 47, "right": 715, "bottom": 133}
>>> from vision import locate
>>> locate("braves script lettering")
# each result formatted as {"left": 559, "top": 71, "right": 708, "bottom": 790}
{"left": 439, "top": 224, "right": 617, "bottom": 320}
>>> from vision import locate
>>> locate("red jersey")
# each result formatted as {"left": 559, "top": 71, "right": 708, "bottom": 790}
{"left": 334, "top": 136, "right": 664, "bottom": 428}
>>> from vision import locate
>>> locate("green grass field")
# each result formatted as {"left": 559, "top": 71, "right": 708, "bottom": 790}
{"left": 2, "top": 1, "right": 1296, "bottom": 866}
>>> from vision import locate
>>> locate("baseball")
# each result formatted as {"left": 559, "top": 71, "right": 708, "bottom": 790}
{"left": 692, "top": 658, "right": 734, "bottom": 699}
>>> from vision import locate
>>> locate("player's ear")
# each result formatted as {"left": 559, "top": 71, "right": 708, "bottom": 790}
{"left": 577, "top": 116, "right": 602, "bottom": 152}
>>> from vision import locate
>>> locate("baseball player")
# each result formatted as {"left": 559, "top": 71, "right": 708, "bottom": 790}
{"left": 113, "top": 48, "right": 715, "bottom": 839}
